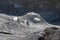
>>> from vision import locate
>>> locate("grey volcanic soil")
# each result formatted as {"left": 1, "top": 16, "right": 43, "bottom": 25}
{"left": 0, "top": 12, "right": 60, "bottom": 40}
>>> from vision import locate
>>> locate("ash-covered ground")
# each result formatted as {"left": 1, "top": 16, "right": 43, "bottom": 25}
{"left": 0, "top": 12, "right": 60, "bottom": 40}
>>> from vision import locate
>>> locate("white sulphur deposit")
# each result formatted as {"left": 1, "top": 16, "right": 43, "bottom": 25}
{"left": 13, "top": 17, "right": 18, "bottom": 21}
{"left": 34, "top": 17, "right": 41, "bottom": 21}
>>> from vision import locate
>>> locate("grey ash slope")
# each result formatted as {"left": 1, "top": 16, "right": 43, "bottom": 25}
{"left": 0, "top": 12, "right": 60, "bottom": 40}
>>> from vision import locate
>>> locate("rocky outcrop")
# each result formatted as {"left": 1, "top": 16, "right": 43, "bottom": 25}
{"left": 0, "top": 12, "right": 59, "bottom": 40}
{"left": 21, "top": 27, "right": 60, "bottom": 40}
{"left": 44, "top": 27, "right": 60, "bottom": 40}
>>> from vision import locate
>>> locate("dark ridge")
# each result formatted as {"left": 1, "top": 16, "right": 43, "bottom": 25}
{"left": 37, "top": 27, "right": 60, "bottom": 40}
